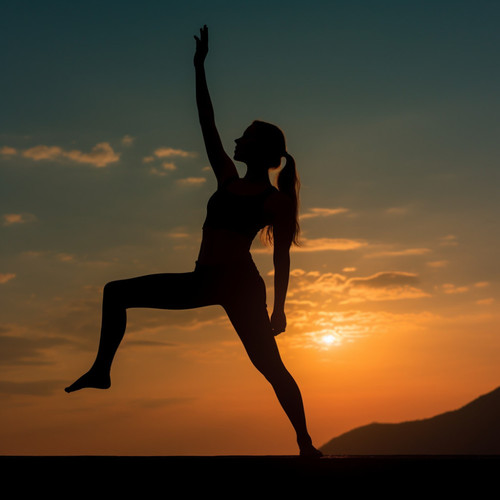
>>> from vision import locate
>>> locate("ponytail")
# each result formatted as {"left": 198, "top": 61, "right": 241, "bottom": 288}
{"left": 278, "top": 152, "right": 300, "bottom": 245}
{"left": 262, "top": 151, "right": 301, "bottom": 246}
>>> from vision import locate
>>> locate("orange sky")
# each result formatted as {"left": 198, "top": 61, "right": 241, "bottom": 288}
{"left": 1, "top": 1, "right": 499, "bottom": 455}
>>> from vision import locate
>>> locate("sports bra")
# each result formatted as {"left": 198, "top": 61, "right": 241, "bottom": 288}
{"left": 202, "top": 176, "right": 277, "bottom": 240}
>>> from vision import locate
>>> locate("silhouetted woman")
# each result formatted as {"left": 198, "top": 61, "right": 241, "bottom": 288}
{"left": 65, "top": 25, "right": 321, "bottom": 457}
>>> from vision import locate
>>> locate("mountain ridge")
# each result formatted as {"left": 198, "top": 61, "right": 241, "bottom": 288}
{"left": 321, "top": 386, "right": 500, "bottom": 455}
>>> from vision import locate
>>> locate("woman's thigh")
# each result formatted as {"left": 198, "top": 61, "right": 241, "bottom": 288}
{"left": 223, "top": 290, "right": 283, "bottom": 373}
{"left": 105, "top": 271, "right": 217, "bottom": 310}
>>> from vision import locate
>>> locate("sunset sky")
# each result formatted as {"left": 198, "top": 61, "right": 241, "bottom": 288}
{"left": 1, "top": 0, "right": 499, "bottom": 455}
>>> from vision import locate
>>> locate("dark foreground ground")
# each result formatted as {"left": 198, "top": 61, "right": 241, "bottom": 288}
{"left": 2, "top": 455, "right": 499, "bottom": 495}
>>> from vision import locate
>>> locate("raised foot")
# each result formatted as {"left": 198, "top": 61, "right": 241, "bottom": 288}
{"left": 65, "top": 369, "right": 111, "bottom": 393}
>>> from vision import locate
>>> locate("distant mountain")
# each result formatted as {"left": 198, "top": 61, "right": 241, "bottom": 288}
{"left": 321, "top": 386, "right": 500, "bottom": 455}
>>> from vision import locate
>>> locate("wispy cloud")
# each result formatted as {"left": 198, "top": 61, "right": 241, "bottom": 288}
{"left": 255, "top": 237, "right": 367, "bottom": 253}
{"left": 145, "top": 147, "right": 197, "bottom": 173}
{"left": 56, "top": 253, "right": 76, "bottom": 262}
{"left": 176, "top": 177, "right": 206, "bottom": 186}
{"left": 474, "top": 281, "right": 489, "bottom": 288}
{"left": 440, "top": 283, "right": 469, "bottom": 294}
{"left": 22, "top": 145, "right": 62, "bottom": 161}
{"left": 295, "top": 238, "right": 367, "bottom": 252}
{"left": 385, "top": 207, "right": 409, "bottom": 215}
{"left": 341, "top": 272, "right": 429, "bottom": 303}
{"left": 154, "top": 147, "right": 197, "bottom": 159}
{"left": 347, "top": 271, "right": 420, "bottom": 288}
{"left": 2, "top": 213, "right": 37, "bottom": 226}
{"left": 121, "top": 135, "right": 135, "bottom": 146}
{"left": 149, "top": 161, "right": 178, "bottom": 176}
{"left": 301, "top": 207, "right": 349, "bottom": 219}
{"left": 439, "top": 234, "right": 458, "bottom": 246}
{"left": 55, "top": 143, "right": 120, "bottom": 167}
{"left": 0, "top": 273, "right": 16, "bottom": 284}
{"left": 427, "top": 260, "right": 449, "bottom": 268}
{"left": 168, "top": 231, "right": 191, "bottom": 239}
{"left": 287, "top": 268, "right": 429, "bottom": 305}
{"left": 21, "top": 142, "right": 120, "bottom": 167}
{"left": 476, "top": 298, "right": 494, "bottom": 305}
{"left": 366, "top": 247, "right": 431, "bottom": 258}
{"left": 0, "top": 146, "right": 17, "bottom": 156}
{"left": 162, "top": 162, "right": 177, "bottom": 170}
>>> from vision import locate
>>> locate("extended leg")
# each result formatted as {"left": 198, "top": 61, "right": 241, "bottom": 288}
{"left": 65, "top": 271, "right": 206, "bottom": 393}
{"left": 224, "top": 300, "right": 322, "bottom": 457}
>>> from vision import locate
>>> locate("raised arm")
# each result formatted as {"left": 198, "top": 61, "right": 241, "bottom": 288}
{"left": 194, "top": 26, "right": 237, "bottom": 186}
{"left": 269, "top": 194, "right": 295, "bottom": 336}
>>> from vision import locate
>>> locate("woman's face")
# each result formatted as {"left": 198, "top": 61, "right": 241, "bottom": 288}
{"left": 234, "top": 125, "right": 259, "bottom": 162}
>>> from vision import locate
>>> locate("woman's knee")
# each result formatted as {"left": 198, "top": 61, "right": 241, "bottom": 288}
{"left": 103, "top": 279, "right": 127, "bottom": 305}
{"left": 247, "top": 348, "right": 288, "bottom": 380}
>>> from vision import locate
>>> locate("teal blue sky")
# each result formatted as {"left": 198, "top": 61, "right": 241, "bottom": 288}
{"left": 1, "top": 1, "right": 499, "bottom": 455}
{"left": 2, "top": 0, "right": 499, "bottom": 288}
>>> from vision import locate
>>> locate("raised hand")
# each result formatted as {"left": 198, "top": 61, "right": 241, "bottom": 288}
{"left": 194, "top": 25, "right": 208, "bottom": 67}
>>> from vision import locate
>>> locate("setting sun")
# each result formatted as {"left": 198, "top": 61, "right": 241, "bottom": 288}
{"left": 321, "top": 334, "right": 336, "bottom": 346}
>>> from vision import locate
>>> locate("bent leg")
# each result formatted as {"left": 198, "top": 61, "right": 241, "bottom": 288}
{"left": 224, "top": 299, "right": 321, "bottom": 457}
{"left": 65, "top": 271, "right": 211, "bottom": 393}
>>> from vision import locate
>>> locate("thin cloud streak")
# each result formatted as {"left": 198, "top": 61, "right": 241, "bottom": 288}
{"left": 0, "top": 146, "right": 17, "bottom": 156}
{"left": 2, "top": 213, "right": 37, "bottom": 226}
{"left": 255, "top": 237, "right": 367, "bottom": 253}
{"left": 301, "top": 207, "right": 350, "bottom": 219}
{"left": 427, "top": 260, "right": 449, "bottom": 268}
{"left": 365, "top": 248, "right": 431, "bottom": 258}
{"left": 121, "top": 135, "right": 135, "bottom": 146}
{"left": 154, "top": 147, "right": 197, "bottom": 158}
{"left": 0, "top": 273, "right": 16, "bottom": 284}
{"left": 287, "top": 269, "right": 430, "bottom": 305}
{"left": 20, "top": 142, "right": 120, "bottom": 167}
{"left": 176, "top": 177, "right": 206, "bottom": 186}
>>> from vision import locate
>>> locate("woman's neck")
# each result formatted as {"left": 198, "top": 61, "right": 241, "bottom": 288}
{"left": 243, "top": 164, "right": 271, "bottom": 185}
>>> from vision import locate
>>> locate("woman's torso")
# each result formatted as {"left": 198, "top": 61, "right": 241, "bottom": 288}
{"left": 197, "top": 176, "right": 277, "bottom": 266}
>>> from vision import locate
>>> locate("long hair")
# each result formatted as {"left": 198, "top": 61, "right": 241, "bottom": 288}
{"left": 251, "top": 121, "right": 301, "bottom": 246}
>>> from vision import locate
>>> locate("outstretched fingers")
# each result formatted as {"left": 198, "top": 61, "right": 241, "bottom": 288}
{"left": 194, "top": 25, "right": 209, "bottom": 66}
{"left": 194, "top": 25, "right": 208, "bottom": 42}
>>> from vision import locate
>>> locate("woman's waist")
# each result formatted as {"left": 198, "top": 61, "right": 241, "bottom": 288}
{"left": 195, "top": 252, "right": 260, "bottom": 277}
{"left": 197, "top": 228, "right": 254, "bottom": 263}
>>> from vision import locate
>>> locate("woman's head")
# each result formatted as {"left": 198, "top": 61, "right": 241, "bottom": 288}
{"left": 234, "top": 120, "right": 286, "bottom": 169}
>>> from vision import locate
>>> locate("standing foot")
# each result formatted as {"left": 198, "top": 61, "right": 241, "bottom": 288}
{"left": 65, "top": 368, "right": 111, "bottom": 393}
{"left": 299, "top": 445, "right": 323, "bottom": 458}
{"left": 298, "top": 435, "right": 323, "bottom": 458}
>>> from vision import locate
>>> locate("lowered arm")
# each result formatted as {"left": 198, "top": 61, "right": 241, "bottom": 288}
{"left": 270, "top": 195, "right": 295, "bottom": 335}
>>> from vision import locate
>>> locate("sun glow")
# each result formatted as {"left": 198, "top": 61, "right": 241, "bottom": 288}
{"left": 321, "top": 334, "right": 336, "bottom": 346}
{"left": 304, "top": 330, "right": 342, "bottom": 349}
